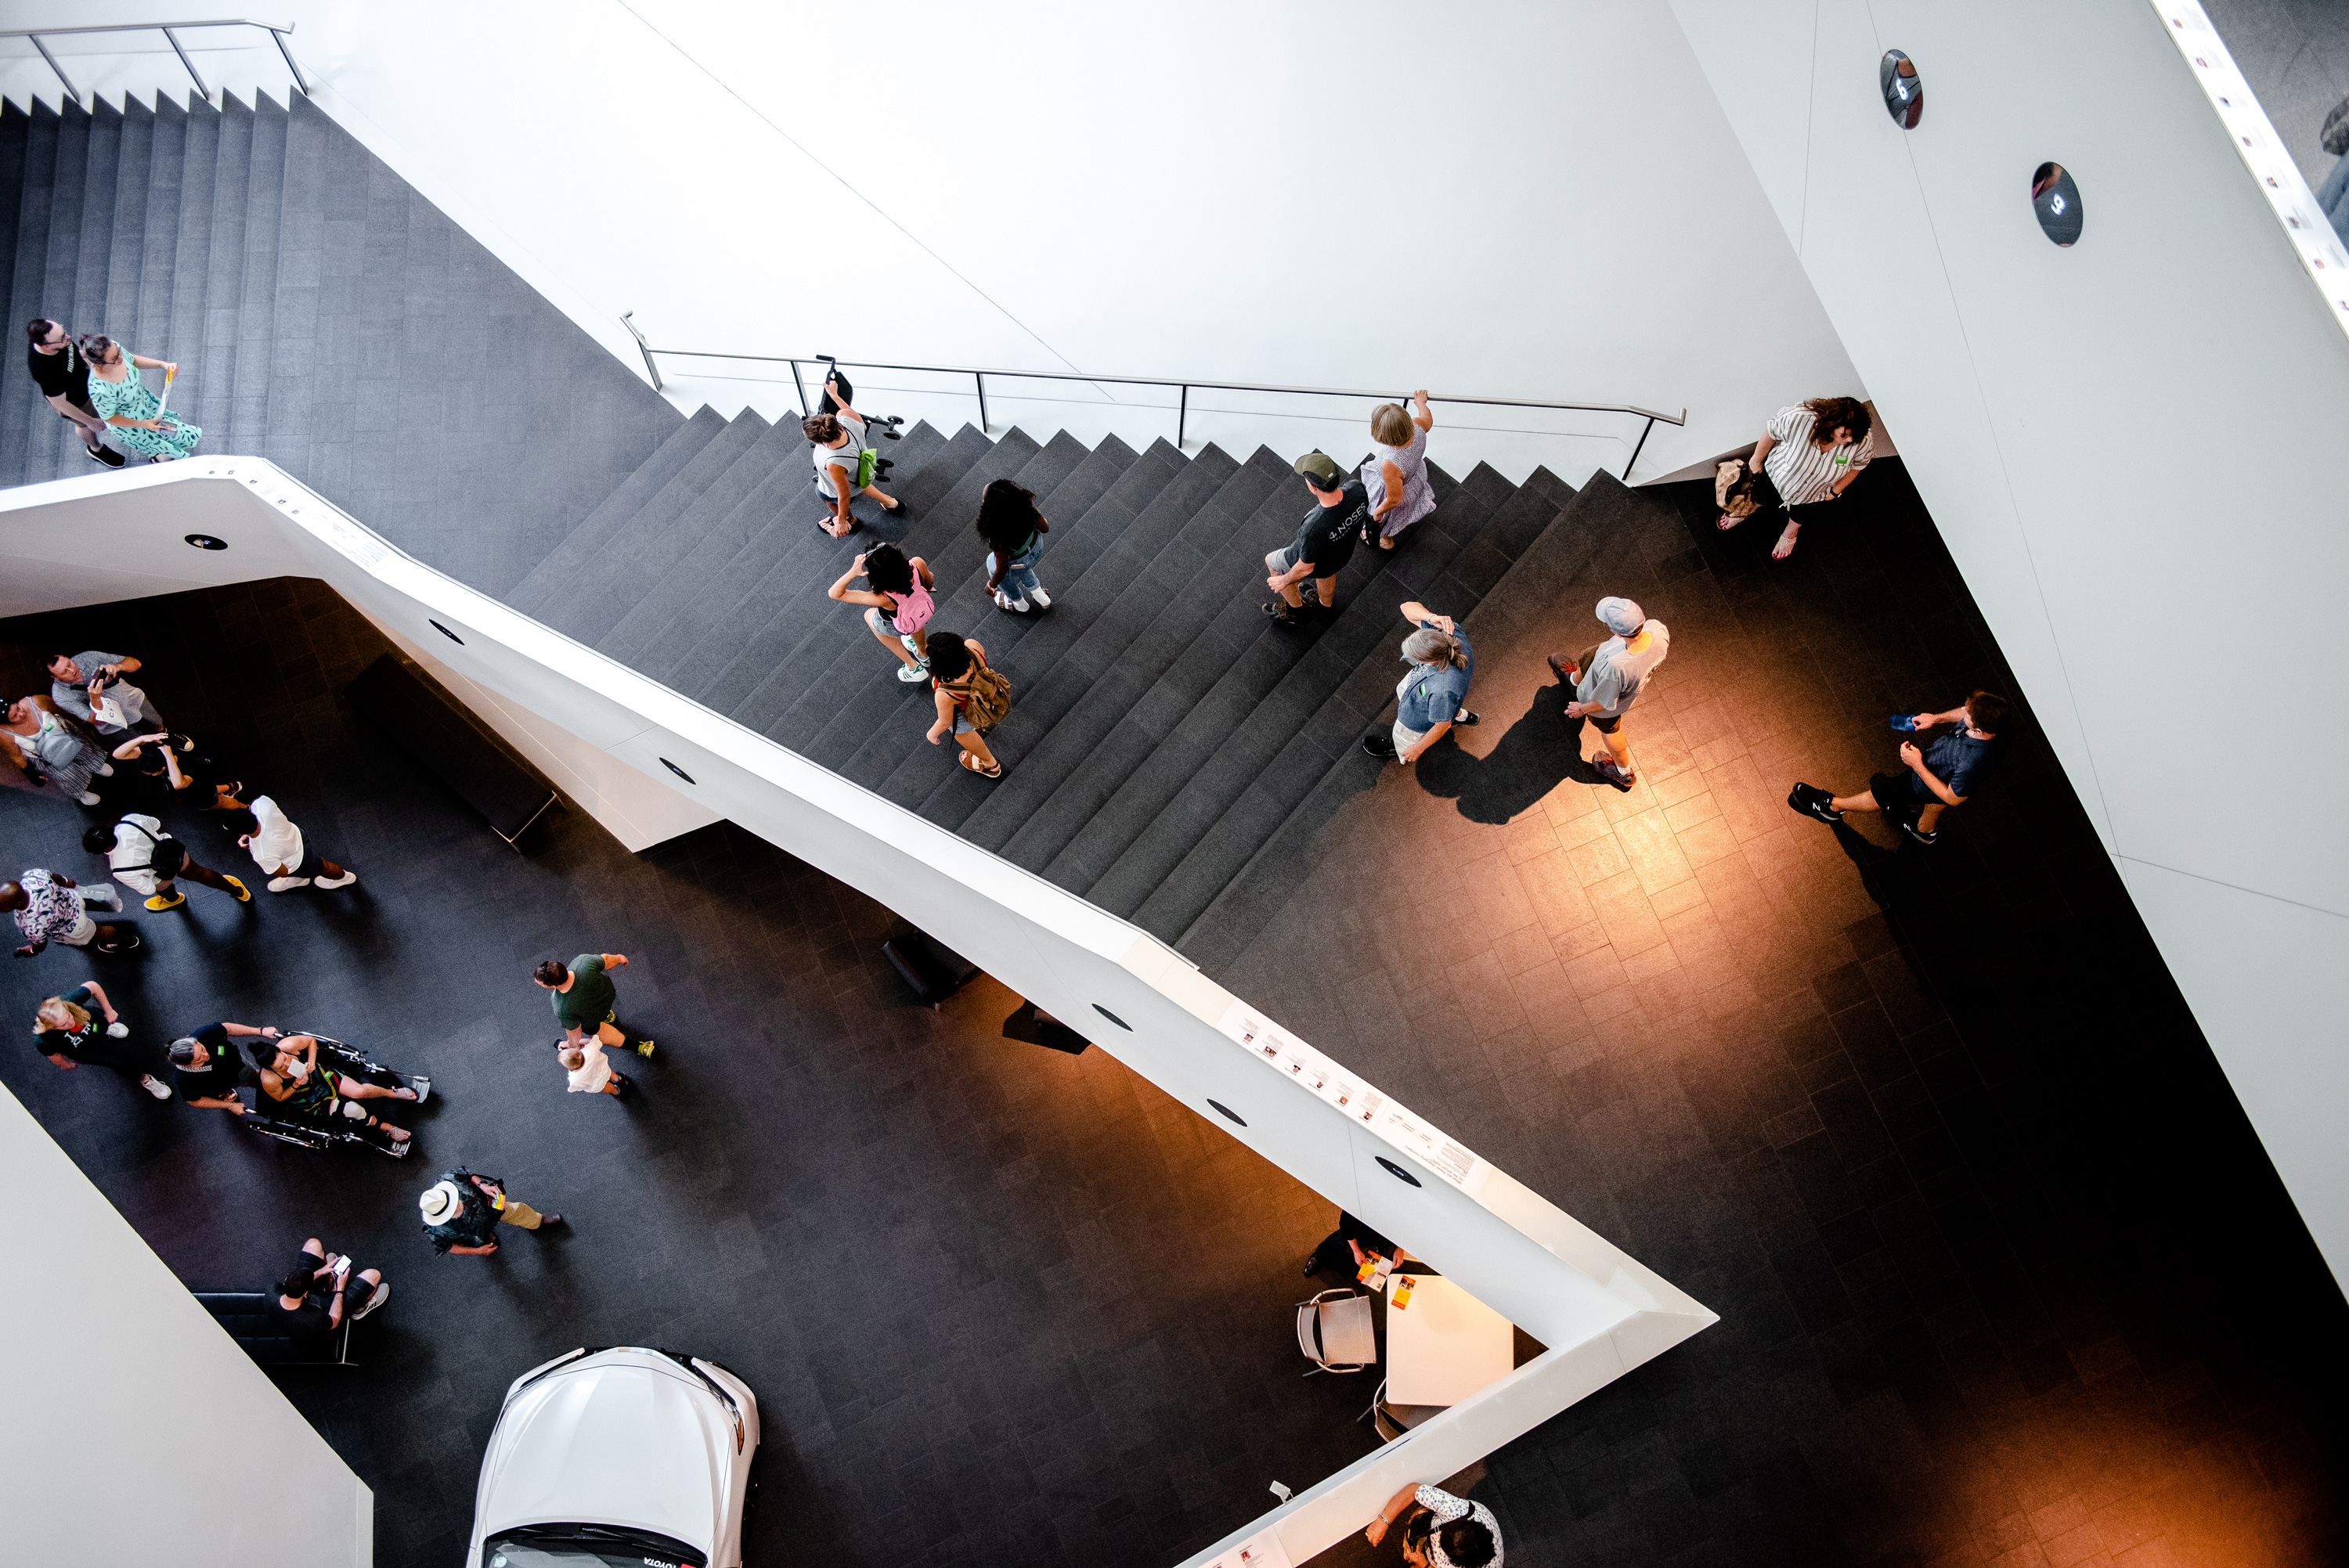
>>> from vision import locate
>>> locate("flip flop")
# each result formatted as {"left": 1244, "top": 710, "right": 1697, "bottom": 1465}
{"left": 1716, "top": 512, "right": 1744, "bottom": 531}
{"left": 1771, "top": 526, "right": 1799, "bottom": 561}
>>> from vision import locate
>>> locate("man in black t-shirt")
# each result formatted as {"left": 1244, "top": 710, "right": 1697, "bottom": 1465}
{"left": 1265, "top": 452, "right": 1371, "bottom": 625}
{"left": 168, "top": 1020, "right": 283, "bottom": 1115}
{"left": 23, "top": 319, "right": 125, "bottom": 468}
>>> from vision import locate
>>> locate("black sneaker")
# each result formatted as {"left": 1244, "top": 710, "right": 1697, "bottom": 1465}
{"left": 1453, "top": 710, "right": 1479, "bottom": 726}
{"left": 85, "top": 442, "right": 128, "bottom": 468}
{"left": 1788, "top": 784, "right": 1842, "bottom": 824}
{"left": 1263, "top": 601, "right": 1305, "bottom": 625}
{"left": 1362, "top": 731, "right": 1398, "bottom": 759}
{"left": 1897, "top": 816, "right": 1939, "bottom": 845}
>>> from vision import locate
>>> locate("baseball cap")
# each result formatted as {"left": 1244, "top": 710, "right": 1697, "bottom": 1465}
{"left": 1293, "top": 452, "right": 1343, "bottom": 488}
{"left": 1596, "top": 597, "right": 1645, "bottom": 635}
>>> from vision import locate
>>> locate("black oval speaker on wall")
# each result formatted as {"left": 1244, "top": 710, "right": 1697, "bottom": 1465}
{"left": 1880, "top": 49, "right": 1922, "bottom": 128}
{"left": 1207, "top": 1100, "right": 1247, "bottom": 1126}
{"left": 184, "top": 534, "right": 227, "bottom": 550}
{"left": 1374, "top": 1156, "right": 1423, "bottom": 1188}
{"left": 429, "top": 619, "right": 464, "bottom": 646}
{"left": 1092, "top": 1004, "right": 1131, "bottom": 1031}
{"left": 2032, "top": 163, "right": 2084, "bottom": 246}
{"left": 659, "top": 758, "right": 695, "bottom": 784}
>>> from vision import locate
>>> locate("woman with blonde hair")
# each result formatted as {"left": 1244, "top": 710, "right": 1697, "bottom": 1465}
{"left": 1361, "top": 388, "right": 1437, "bottom": 550}
{"left": 32, "top": 980, "right": 171, "bottom": 1100}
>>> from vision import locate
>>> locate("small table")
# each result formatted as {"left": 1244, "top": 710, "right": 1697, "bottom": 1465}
{"left": 1384, "top": 1274, "right": 1514, "bottom": 1408}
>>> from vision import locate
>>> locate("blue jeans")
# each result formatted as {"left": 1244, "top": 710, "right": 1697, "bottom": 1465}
{"left": 989, "top": 537, "right": 1045, "bottom": 600}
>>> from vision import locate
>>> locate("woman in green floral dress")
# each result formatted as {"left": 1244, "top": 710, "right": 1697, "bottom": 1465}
{"left": 78, "top": 334, "right": 199, "bottom": 461}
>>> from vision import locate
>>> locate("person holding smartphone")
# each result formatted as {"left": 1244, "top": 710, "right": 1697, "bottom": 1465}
{"left": 271, "top": 1238, "right": 388, "bottom": 1337}
{"left": 46, "top": 651, "right": 182, "bottom": 746}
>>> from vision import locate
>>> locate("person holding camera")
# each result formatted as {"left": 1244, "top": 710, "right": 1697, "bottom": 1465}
{"left": 46, "top": 651, "right": 182, "bottom": 746}
{"left": 419, "top": 1168, "right": 564, "bottom": 1256}
{"left": 271, "top": 1238, "right": 388, "bottom": 1336}
{"left": 1365, "top": 1482, "right": 1502, "bottom": 1566}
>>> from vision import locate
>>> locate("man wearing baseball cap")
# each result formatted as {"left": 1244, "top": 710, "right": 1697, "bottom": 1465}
{"left": 1548, "top": 597, "right": 1670, "bottom": 790}
{"left": 1264, "top": 452, "right": 1372, "bottom": 625}
{"left": 420, "top": 1167, "right": 563, "bottom": 1256}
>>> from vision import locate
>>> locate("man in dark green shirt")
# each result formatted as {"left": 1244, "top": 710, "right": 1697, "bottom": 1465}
{"left": 532, "top": 952, "right": 656, "bottom": 1058}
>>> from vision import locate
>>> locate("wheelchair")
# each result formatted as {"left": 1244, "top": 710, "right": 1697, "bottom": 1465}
{"left": 236, "top": 1031, "right": 431, "bottom": 1159}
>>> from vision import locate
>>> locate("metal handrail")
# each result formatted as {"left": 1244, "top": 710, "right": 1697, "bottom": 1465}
{"left": 624, "top": 327, "right": 1687, "bottom": 478}
{"left": 1, "top": 19, "right": 310, "bottom": 105}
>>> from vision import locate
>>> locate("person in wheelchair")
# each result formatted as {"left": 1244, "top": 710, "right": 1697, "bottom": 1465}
{"left": 252, "top": 1033, "right": 421, "bottom": 1155}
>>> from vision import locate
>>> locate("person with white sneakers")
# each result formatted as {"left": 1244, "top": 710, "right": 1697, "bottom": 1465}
{"left": 272, "top": 1238, "right": 389, "bottom": 1336}
{"left": 31, "top": 981, "right": 171, "bottom": 1100}
{"left": 5, "top": 867, "right": 138, "bottom": 955}
{"left": 83, "top": 813, "right": 252, "bottom": 910}
{"left": 976, "top": 478, "right": 1052, "bottom": 613}
{"left": 226, "top": 796, "right": 358, "bottom": 893}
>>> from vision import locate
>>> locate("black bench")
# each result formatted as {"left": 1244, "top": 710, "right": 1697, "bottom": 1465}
{"left": 193, "top": 1291, "right": 354, "bottom": 1366}
{"left": 345, "top": 653, "right": 561, "bottom": 849}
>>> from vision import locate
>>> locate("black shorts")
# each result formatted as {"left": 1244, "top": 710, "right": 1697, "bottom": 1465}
{"left": 1586, "top": 712, "right": 1623, "bottom": 734}
{"left": 1867, "top": 771, "right": 1926, "bottom": 812}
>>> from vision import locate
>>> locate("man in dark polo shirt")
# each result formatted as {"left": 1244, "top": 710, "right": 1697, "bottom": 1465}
{"left": 23, "top": 319, "right": 125, "bottom": 467}
{"left": 1788, "top": 690, "right": 2012, "bottom": 845}
{"left": 168, "top": 1020, "right": 284, "bottom": 1115}
{"left": 1264, "top": 452, "right": 1372, "bottom": 625}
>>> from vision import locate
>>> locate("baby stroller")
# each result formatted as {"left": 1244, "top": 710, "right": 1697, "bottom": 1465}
{"left": 814, "top": 355, "right": 904, "bottom": 480}
{"left": 236, "top": 1031, "right": 431, "bottom": 1159}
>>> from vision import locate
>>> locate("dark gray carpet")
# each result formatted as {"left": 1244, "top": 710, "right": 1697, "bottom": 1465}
{"left": 0, "top": 93, "right": 678, "bottom": 596}
{"left": 0, "top": 579, "right": 1408, "bottom": 1567}
{"left": 1214, "top": 464, "right": 2349, "bottom": 1566}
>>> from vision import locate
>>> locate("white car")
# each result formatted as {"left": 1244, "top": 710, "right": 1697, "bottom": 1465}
{"left": 465, "top": 1346, "right": 760, "bottom": 1568}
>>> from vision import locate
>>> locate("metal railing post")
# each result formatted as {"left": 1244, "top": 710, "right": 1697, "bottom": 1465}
{"left": 619, "top": 313, "right": 662, "bottom": 392}
{"left": 269, "top": 24, "right": 312, "bottom": 96}
{"left": 975, "top": 371, "right": 988, "bottom": 434}
{"left": 1178, "top": 384, "right": 1189, "bottom": 450}
{"left": 1623, "top": 416, "right": 1656, "bottom": 481}
{"left": 789, "top": 360, "right": 809, "bottom": 418}
{"left": 30, "top": 34, "right": 80, "bottom": 105}
{"left": 161, "top": 27, "right": 211, "bottom": 100}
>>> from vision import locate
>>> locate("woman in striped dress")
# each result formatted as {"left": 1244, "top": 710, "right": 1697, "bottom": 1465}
{"left": 1721, "top": 395, "right": 1873, "bottom": 561}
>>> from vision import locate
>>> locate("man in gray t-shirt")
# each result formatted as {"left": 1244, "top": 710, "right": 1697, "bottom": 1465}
{"left": 47, "top": 651, "right": 168, "bottom": 741}
{"left": 1547, "top": 596, "right": 1670, "bottom": 790}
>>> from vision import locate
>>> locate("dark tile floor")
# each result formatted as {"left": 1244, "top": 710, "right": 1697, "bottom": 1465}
{"left": 0, "top": 579, "right": 1403, "bottom": 1568}
{"left": 1223, "top": 466, "right": 2349, "bottom": 1566}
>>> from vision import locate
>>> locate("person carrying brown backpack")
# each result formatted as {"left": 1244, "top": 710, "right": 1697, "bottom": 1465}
{"left": 923, "top": 632, "right": 1010, "bottom": 779}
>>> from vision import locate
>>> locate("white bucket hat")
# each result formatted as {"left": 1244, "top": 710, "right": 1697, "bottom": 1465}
{"left": 418, "top": 1180, "right": 463, "bottom": 1225}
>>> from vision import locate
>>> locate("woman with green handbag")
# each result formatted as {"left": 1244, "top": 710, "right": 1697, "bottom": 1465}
{"left": 806, "top": 376, "right": 906, "bottom": 539}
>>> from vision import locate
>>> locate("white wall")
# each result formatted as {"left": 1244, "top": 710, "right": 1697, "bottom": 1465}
{"left": 0, "top": 1083, "right": 373, "bottom": 1563}
{"left": 0, "top": 459, "right": 1714, "bottom": 1566}
{"left": 1668, "top": 0, "right": 2349, "bottom": 1282}
{"left": 0, "top": 2, "right": 1860, "bottom": 482}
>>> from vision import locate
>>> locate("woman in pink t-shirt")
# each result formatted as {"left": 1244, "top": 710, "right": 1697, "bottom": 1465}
{"left": 827, "top": 544, "right": 938, "bottom": 683}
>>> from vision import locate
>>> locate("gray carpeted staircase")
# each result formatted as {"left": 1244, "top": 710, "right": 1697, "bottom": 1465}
{"left": 2, "top": 89, "right": 1597, "bottom": 964}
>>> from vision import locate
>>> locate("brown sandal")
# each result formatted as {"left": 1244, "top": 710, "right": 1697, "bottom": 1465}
{"left": 958, "top": 751, "right": 1002, "bottom": 779}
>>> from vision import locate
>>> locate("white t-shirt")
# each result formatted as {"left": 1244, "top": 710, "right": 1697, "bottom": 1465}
{"left": 810, "top": 413, "right": 869, "bottom": 499}
{"left": 106, "top": 813, "right": 172, "bottom": 896}
{"left": 565, "top": 1038, "right": 614, "bottom": 1094}
{"left": 246, "top": 795, "right": 305, "bottom": 874}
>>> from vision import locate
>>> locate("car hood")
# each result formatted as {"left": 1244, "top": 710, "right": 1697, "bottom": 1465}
{"left": 477, "top": 1350, "right": 734, "bottom": 1553}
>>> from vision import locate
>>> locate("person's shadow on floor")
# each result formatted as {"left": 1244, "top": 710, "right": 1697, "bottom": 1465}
{"left": 1828, "top": 814, "right": 1922, "bottom": 910}
{"left": 1415, "top": 674, "right": 1612, "bottom": 824}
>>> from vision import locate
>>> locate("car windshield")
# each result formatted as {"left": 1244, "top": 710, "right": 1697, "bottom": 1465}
{"left": 485, "top": 1524, "right": 705, "bottom": 1568}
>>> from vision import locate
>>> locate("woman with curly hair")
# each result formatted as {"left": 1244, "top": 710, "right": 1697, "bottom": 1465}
{"left": 1721, "top": 394, "right": 1873, "bottom": 561}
